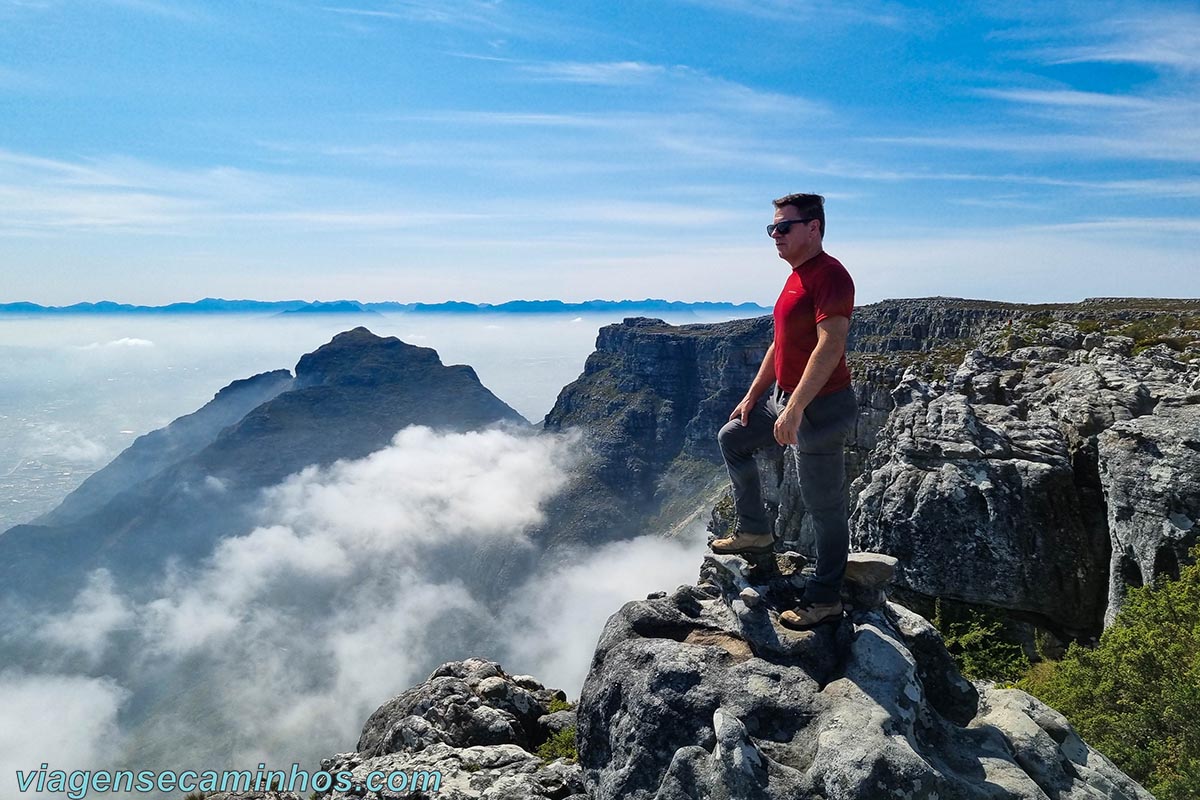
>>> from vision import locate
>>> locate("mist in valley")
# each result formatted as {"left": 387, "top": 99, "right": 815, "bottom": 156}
{"left": 0, "top": 311, "right": 734, "bottom": 791}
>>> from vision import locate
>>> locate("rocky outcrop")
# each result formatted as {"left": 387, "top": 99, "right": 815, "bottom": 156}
{"left": 849, "top": 320, "right": 1200, "bottom": 634}
{"left": 0, "top": 327, "right": 525, "bottom": 609}
{"left": 1098, "top": 400, "right": 1200, "bottom": 625}
{"left": 321, "top": 659, "right": 585, "bottom": 800}
{"left": 578, "top": 551, "right": 1152, "bottom": 800}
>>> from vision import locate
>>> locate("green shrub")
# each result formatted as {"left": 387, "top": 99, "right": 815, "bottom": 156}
{"left": 931, "top": 599, "right": 1030, "bottom": 685}
{"left": 1132, "top": 336, "right": 1190, "bottom": 355}
{"left": 548, "top": 696, "right": 575, "bottom": 714}
{"left": 1076, "top": 318, "right": 1102, "bottom": 334}
{"left": 1118, "top": 315, "right": 1178, "bottom": 343}
{"left": 1020, "top": 545, "right": 1200, "bottom": 800}
{"left": 537, "top": 726, "right": 578, "bottom": 763}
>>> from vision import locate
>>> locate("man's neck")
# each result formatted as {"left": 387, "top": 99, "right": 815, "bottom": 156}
{"left": 788, "top": 245, "right": 824, "bottom": 270}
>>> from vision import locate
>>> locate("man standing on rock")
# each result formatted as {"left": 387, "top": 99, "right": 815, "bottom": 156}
{"left": 712, "top": 193, "right": 858, "bottom": 630}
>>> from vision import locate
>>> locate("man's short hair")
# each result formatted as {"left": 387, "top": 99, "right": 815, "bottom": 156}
{"left": 773, "top": 193, "right": 825, "bottom": 237}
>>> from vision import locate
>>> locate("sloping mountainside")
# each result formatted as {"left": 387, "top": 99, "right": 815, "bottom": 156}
{"left": 0, "top": 327, "right": 524, "bottom": 610}
{"left": 212, "top": 550, "right": 1151, "bottom": 800}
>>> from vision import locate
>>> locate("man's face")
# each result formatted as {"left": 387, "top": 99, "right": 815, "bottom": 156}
{"left": 770, "top": 205, "right": 821, "bottom": 266}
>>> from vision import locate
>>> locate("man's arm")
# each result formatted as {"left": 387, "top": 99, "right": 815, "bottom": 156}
{"left": 730, "top": 342, "right": 775, "bottom": 425}
{"left": 773, "top": 316, "right": 849, "bottom": 444}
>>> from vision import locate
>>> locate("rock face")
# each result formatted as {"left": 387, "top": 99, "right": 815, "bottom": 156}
{"left": 849, "top": 320, "right": 1200, "bottom": 634}
{"left": 541, "top": 316, "right": 774, "bottom": 547}
{"left": 0, "top": 327, "right": 525, "bottom": 609}
{"left": 322, "top": 659, "right": 585, "bottom": 800}
{"left": 1097, "top": 400, "right": 1200, "bottom": 625}
{"left": 578, "top": 552, "right": 1152, "bottom": 800}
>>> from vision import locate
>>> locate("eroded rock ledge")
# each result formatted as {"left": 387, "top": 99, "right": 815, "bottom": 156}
{"left": 578, "top": 551, "right": 1151, "bottom": 800}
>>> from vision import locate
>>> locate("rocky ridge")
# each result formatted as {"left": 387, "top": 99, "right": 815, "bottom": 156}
{"left": 231, "top": 660, "right": 585, "bottom": 800}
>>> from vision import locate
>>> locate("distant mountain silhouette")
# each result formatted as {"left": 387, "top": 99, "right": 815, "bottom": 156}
{"left": 0, "top": 298, "right": 768, "bottom": 315}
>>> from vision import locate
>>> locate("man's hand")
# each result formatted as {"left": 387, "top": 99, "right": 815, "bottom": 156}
{"left": 774, "top": 403, "right": 804, "bottom": 445}
{"left": 729, "top": 396, "right": 756, "bottom": 426}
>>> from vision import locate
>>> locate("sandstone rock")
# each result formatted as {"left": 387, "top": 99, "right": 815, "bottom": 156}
{"left": 1098, "top": 403, "right": 1200, "bottom": 625}
{"left": 843, "top": 551, "right": 897, "bottom": 589}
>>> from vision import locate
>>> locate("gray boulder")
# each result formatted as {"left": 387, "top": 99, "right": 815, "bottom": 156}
{"left": 578, "top": 552, "right": 1152, "bottom": 800}
{"left": 321, "top": 658, "right": 583, "bottom": 800}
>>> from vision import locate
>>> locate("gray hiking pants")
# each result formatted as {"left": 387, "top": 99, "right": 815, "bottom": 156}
{"left": 717, "top": 384, "right": 857, "bottom": 604}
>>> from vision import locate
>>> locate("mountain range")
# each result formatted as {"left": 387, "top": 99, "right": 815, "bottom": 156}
{"left": 0, "top": 298, "right": 769, "bottom": 316}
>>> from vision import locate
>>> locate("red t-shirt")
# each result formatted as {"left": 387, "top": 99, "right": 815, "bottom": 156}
{"left": 773, "top": 251, "right": 854, "bottom": 395}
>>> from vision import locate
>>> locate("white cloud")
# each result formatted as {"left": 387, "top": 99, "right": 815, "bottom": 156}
{"left": 13, "top": 425, "right": 589, "bottom": 771}
{"left": 77, "top": 337, "right": 155, "bottom": 349}
{"left": 0, "top": 671, "right": 128, "bottom": 796}
{"left": 27, "top": 423, "right": 109, "bottom": 464}
{"left": 5, "top": 421, "right": 728, "bottom": 773}
{"left": 1041, "top": 10, "right": 1200, "bottom": 72}
{"left": 37, "top": 570, "right": 133, "bottom": 667}
{"left": 974, "top": 87, "right": 1158, "bottom": 110}
{"left": 519, "top": 60, "right": 667, "bottom": 85}
{"left": 501, "top": 524, "right": 711, "bottom": 694}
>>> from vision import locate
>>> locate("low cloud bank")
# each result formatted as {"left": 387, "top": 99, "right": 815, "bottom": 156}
{"left": 2, "top": 425, "right": 710, "bottom": 791}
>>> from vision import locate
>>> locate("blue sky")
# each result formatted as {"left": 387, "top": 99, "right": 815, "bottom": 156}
{"left": 0, "top": 0, "right": 1197, "bottom": 305}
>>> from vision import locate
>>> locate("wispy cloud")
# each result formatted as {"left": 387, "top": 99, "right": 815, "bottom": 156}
{"left": 670, "top": 0, "right": 912, "bottom": 30}
{"left": 515, "top": 60, "right": 829, "bottom": 117}
{"left": 519, "top": 60, "right": 666, "bottom": 85}
{"left": 867, "top": 130, "right": 1200, "bottom": 163}
{"left": 320, "top": 0, "right": 570, "bottom": 40}
{"left": 974, "top": 87, "right": 1159, "bottom": 110}
{"left": 1030, "top": 217, "right": 1200, "bottom": 234}
{"left": 322, "top": 0, "right": 500, "bottom": 27}
{"left": 1039, "top": 9, "right": 1200, "bottom": 72}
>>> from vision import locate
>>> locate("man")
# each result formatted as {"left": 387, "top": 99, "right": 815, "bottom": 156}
{"left": 712, "top": 193, "right": 858, "bottom": 630}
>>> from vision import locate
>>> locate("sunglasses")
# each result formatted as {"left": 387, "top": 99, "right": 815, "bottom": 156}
{"left": 767, "top": 218, "right": 816, "bottom": 237}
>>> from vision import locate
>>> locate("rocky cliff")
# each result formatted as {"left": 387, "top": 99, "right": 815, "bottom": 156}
{"left": 849, "top": 316, "right": 1200, "bottom": 636}
{"left": 540, "top": 315, "right": 774, "bottom": 549}
{"left": 539, "top": 298, "right": 1080, "bottom": 557}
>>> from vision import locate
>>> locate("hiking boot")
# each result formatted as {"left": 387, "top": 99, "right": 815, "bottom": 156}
{"left": 710, "top": 531, "right": 775, "bottom": 555}
{"left": 780, "top": 600, "right": 844, "bottom": 630}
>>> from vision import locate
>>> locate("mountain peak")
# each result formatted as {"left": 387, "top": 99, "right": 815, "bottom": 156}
{"left": 295, "top": 326, "right": 442, "bottom": 388}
